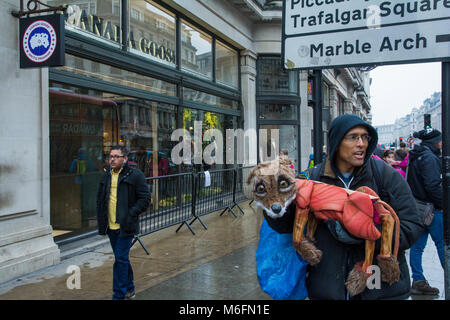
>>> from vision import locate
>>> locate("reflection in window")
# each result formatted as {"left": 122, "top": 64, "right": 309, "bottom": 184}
{"left": 260, "top": 124, "right": 298, "bottom": 170}
{"left": 259, "top": 104, "right": 297, "bottom": 120}
{"left": 49, "top": 82, "right": 120, "bottom": 240}
{"left": 182, "top": 108, "right": 238, "bottom": 170}
{"left": 54, "top": 0, "right": 121, "bottom": 46}
{"left": 59, "top": 54, "right": 177, "bottom": 96}
{"left": 216, "top": 40, "right": 238, "bottom": 88}
{"left": 129, "top": 0, "right": 176, "bottom": 66}
{"left": 49, "top": 81, "right": 178, "bottom": 241}
{"left": 257, "top": 56, "right": 298, "bottom": 95}
{"left": 181, "top": 20, "right": 212, "bottom": 79}
{"left": 183, "top": 87, "right": 238, "bottom": 110}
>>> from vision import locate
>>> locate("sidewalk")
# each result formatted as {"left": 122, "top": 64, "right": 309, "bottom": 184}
{"left": 0, "top": 200, "right": 445, "bottom": 300}
{"left": 0, "top": 201, "right": 267, "bottom": 300}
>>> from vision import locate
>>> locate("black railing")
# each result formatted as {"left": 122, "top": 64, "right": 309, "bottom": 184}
{"left": 132, "top": 166, "right": 255, "bottom": 254}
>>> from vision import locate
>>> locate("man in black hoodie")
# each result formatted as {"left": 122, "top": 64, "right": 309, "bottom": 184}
{"left": 303, "top": 114, "right": 422, "bottom": 299}
{"left": 407, "top": 129, "right": 444, "bottom": 295}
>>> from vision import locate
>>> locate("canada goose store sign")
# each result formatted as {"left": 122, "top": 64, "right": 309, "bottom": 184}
{"left": 20, "top": 14, "right": 65, "bottom": 69}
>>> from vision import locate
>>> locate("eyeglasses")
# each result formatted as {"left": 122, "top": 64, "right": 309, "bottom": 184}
{"left": 344, "top": 134, "right": 371, "bottom": 143}
{"left": 109, "top": 155, "right": 125, "bottom": 160}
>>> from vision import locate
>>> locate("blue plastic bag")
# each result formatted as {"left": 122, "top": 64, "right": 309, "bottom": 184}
{"left": 256, "top": 219, "right": 309, "bottom": 300}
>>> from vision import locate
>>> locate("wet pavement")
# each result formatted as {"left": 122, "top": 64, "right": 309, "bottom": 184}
{"left": 0, "top": 200, "right": 445, "bottom": 300}
{"left": 136, "top": 242, "right": 270, "bottom": 300}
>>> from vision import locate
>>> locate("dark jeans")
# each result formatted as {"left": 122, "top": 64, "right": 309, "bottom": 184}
{"left": 107, "top": 229, "right": 135, "bottom": 300}
{"left": 409, "top": 209, "right": 444, "bottom": 282}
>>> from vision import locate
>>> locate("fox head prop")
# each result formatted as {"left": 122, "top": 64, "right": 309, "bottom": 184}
{"left": 246, "top": 156, "right": 297, "bottom": 219}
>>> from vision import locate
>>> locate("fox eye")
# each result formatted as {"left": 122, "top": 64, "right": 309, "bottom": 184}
{"left": 279, "top": 179, "right": 289, "bottom": 189}
{"left": 256, "top": 184, "right": 266, "bottom": 194}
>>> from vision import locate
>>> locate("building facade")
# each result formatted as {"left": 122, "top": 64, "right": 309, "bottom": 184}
{"left": 0, "top": 0, "right": 372, "bottom": 284}
{"left": 375, "top": 91, "right": 441, "bottom": 147}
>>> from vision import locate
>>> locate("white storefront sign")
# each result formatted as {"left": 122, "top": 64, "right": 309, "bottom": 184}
{"left": 283, "top": 0, "right": 450, "bottom": 69}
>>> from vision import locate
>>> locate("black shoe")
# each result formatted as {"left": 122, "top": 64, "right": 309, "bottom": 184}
{"left": 411, "top": 280, "right": 439, "bottom": 295}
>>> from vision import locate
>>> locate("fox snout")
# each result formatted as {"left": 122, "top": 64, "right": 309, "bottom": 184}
{"left": 271, "top": 203, "right": 282, "bottom": 214}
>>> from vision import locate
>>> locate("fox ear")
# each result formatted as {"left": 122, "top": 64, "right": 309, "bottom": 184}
{"left": 279, "top": 155, "right": 292, "bottom": 168}
{"left": 246, "top": 165, "right": 260, "bottom": 185}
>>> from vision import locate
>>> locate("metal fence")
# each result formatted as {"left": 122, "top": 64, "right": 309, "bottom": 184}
{"left": 132, "top": 166, "right": 255, "bottom": 254}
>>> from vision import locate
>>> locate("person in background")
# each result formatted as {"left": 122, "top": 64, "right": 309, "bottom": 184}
{"left": 382, "top": 149, "right": 406, "bottom": 178}
{"left": 69, "top": 147, "right": 95, "bottom": 184}
{"left": 406, "top": 129, "right": 444, "bottom": 296}
{"left": 383, "top": 150, "right": 395, "bottom": 165}
{"left": 96, "top": 145, "right": 151, "bottom": 300}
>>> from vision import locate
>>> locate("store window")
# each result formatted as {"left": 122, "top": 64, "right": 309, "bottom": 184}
{"left": 183, "top": 87, "right": 238, "bottom": 110}
{"left": 49, "top": 82, "right": 119, "bottom": 239}
{"left": 61, "top": 54, "right": 177, "bottom": 96}
{"left": 181, "top": 20, "right": 212, "bottom": 79}
{"left": 129, "top": 0, "right": 176, "bottom": 66}
{"left": 182, "top": 108, "right": 238, "bottom": 170}
{"left": 49, "top": 81, "right": 177, "bottom": 241}
{"left": 259, "top": 103, "right": 297, "bottom": 120}
{"left": 257, "top": 56, "right": 298, "bottom": 95}
{"left": 216, "top": 40, "right": 238, "bottom": 88}
{"left": 56, "top": 0, "right": 122, "bottom": 46}
{"left": 259, "top": 124, "right": 298, "bottom": 170}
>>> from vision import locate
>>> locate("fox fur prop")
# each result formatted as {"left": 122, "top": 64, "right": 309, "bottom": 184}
{"left": 247, "top": 156, "right": 401, "bottom": 297}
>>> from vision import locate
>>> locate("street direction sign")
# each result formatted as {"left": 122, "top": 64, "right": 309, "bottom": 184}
{"left": 282, "top": 0, "right": 450, "bottom": 70}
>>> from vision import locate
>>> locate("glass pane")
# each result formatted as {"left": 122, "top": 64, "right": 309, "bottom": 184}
{"left": 257, "top": 57, "right": 298, "bottom": 95}
{"left": 49, "top": 82, "right": 120, "bottom": 240}
{"left": 119, "top": 100, "right": 177, "bottom": 176}
{"left": 50, "top": 0, "right": 122, "bottom": 46}
{"left": 216, "top": 40, "right": 238, "bottom": 88}
{"left": 129, "top": 0, "right": 176, "bottom": 67}
{"left": 183, "top": 87, "right": 238, "bottom": 110}
{"left": 181, "top": 20, "right": 212, "bottom": 79}
{"left": 58, "top": 54, "right": 177, "bottom": 96}
{"left": 182, "top": 108, "right": 238, "bottom": 170}
{"left": 49, "top": 81, "right": 178, "bottom": 241}
{"left": 259, "top": 124, "right": 298, "bottom": 171}
{"left": 259, "top": 103, "right": 298, "bottom": 120}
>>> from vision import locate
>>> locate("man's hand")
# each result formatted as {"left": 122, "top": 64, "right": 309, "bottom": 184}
{"left": 326, "top": 219, "right": 363, "bottom": 244}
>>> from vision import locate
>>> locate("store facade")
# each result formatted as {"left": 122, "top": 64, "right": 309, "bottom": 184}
{"left": 0, "top": 0, "right": 372, "bottom": 283}
{"left": 46, "top": 0, "right": 242, "bottom": 243}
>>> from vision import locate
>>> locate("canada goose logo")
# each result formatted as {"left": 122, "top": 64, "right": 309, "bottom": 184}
{"left": 22, "top": 20, "right": 57, "bottom": 63}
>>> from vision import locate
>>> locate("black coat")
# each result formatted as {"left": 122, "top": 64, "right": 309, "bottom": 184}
{"left": 305, "top": 158, "right": 423, "bottom": 300}
{"left": 407, "top": 143, "right": 443, "bottom": 209}
{"left": 96, "top": 164, "right": 151, "bottom": 237}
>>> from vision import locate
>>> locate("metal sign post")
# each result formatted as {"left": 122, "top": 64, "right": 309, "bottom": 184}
{"left": 312, "top": 70, "right": 323, "bottom": 165}
{"left": 442, "top": 61, "right": 450, "bottom": 300}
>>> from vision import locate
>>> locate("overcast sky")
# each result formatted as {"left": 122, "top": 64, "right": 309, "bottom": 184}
{"left": 369, "top": 62, "right": 442, "bottom": 126}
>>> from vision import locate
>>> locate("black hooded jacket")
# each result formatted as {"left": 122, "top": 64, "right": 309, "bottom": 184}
{"left": 265, "top": 115, "right": 423, "bottom": 300}
{"left": 407, "top": 142, "right": 442, "bottom": 209}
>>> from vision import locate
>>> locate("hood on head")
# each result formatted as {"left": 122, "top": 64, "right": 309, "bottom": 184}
{"left": 327, "top": 114, "right": 378, "bottom": 164}
{"left": 413, "top": 129, "right": 442, "bottom": 146}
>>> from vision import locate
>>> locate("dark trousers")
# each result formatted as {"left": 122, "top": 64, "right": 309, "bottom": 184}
{"left": 107, "top": 229, "right": 135, "bottom": 300}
